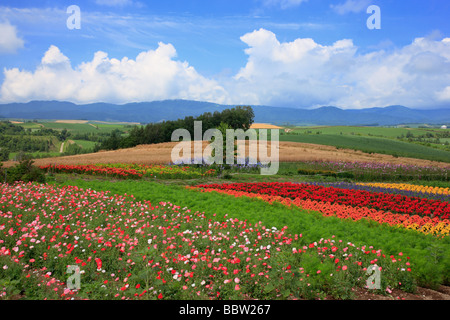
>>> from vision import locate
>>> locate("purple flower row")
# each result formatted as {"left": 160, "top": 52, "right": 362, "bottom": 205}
{"left": 303, "top": 160, "right": 450, "bottom": 180}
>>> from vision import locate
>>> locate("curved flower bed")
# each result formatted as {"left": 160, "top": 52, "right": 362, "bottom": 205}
{"left": 40, "top": 164, "right": 143, "bottom": 179}
{"left": 191, "top": 186, "right": 450, "bottom": 237}
{"left": 40, "top": 163, "right": 216, "bottom": 180}
{"left": 299, "top": 160, "right": 450, "bottom": 181}
{"left": 101, "top": 163, "right": 216, "bottom": 178}
{"left": 304, "top": 182, "right": 450, "bottom": 203}
{"left": 356, "top": 182, "right": 450, "bottom": 196}
{"left": 196, "top": 182, "right": 450, "bottom": 220}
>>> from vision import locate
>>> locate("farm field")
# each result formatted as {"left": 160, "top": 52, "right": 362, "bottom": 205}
{"left": 15, "top": 120, "right": 132, "bottom": 133}
{"left": 289, "top": 125, "right": 444, "bottom": 138}
{"left": 3, "top": 140, "right": 450, "bottom": 170}
{"left": 4, "top": 120, "right": 450, "bottom": 166}
{"left": 1, "top": 158, "right": 450, "bottom": 301}
{"left": 282, "top": 125, "right": 450, "bottom": 157}
{"left": 1, "top": 124, "right": 450, "bottom": 302}
{"left": 280, "top": 133, "right": 450, "bottom": 163}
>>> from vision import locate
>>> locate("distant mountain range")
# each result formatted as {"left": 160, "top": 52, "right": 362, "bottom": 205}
{"left": 1, "top": 100, "right": 450, "bottom": 126}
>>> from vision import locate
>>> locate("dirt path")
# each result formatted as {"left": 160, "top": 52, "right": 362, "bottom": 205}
{"left": 59, "top": 141, "right": 65, "bottom": 153}
{"left": 352, "top": 285, "right": 450, "bottom": 300}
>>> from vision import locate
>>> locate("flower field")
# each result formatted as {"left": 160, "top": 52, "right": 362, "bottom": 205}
{"left": 298, "top": 160, "right": 450, "bottom": 181}
{"left": 0, "top": 182, "right": 416, "bottom": 300}
{"left": 304, "top": 182, "right": 450, "bottom": 202}
{"left": 194, "top": 182, "right": 450, "bottom": 237}
{"left": 356, "top": 182, "right": 450, "bottom": 196}
{"left": 40, "top": 163, "right": 216, "bottom": 180}
{"left": 195, "top": 182, "right": 450, "bottom": 220}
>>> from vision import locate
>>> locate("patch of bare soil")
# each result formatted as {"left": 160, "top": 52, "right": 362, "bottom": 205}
{"left": 351, "top": 285, "right": 450, "bottom": 300}
{"left": 54, "top": 120, "right": 88, "bottom": 124}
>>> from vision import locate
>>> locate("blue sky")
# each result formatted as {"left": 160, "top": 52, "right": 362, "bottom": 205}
{"left": 0, "top": 0, "right": 449, "bottom": 109}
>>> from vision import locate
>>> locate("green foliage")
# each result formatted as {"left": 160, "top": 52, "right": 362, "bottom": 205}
{"left": 0, "top": 148, "right": 9, "bottom": 161}
{"left": 58, "top": 128, "right": 70, "bottom": 142}
{"left": 297, "top": 168, "right": 337, "bottom": 177}
{"left": 62, "top": 142, "right": 83, "bottom": 155}
{"left": 0, "top": 121, "right": 126, "bottom": 160}
{"left": 99, "top": 106, "right": 255, "bottom": 151}
{"left": 297, "top": 168, "right": 355, "bottom": 179}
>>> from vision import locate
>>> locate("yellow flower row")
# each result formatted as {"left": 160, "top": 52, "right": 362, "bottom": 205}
{"left": 357, "top": 182, "right": 450, "bottom": 195}
{"left": 403, "top": 222, "right": 450, "bottom": 237}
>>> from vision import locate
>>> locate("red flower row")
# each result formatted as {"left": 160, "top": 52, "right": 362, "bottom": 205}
{"left": 196, "top": 182, "right": 450, "bottom": 219}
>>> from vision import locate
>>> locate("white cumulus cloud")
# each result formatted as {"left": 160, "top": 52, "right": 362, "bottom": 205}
{"left": 223, "top": 29, "right": 450, "bottom": 109}
{"left": 1, "top": 29, "right": 450, "bottom": 110}
{"left": 0, "top": 21, "right": 24, "bottom": 54}
{"left": 227, "top": 28, "right": 358, "bottom": 107}
{"left": 437, "top": 86, "right": 450, "bottom": 102}
{"left": 0, "top": 43, "right": 229, "bottom": 104}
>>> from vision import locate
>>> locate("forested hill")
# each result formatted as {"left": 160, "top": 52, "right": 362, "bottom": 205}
{"left": 98, "top": 105, "right": 255, "bottom": 151}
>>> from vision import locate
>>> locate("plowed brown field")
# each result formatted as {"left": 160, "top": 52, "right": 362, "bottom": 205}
{"left": 3, "top": 141, "right": 449, "bottom": 168}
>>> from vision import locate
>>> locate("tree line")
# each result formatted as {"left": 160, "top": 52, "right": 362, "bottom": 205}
{"left": 98, "top": 106, "right": 255, "bottom": 151}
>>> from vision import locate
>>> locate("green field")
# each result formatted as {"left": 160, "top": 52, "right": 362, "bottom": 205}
{"left": 290, "top": 125, "right": 444, "bottom": 138}
{"left": 71, "top": 139, "right": 97, "bottom": 150}
{"left": 281, "top": 131, "right": 450, "bottom": 163}
{"left": 38, "top": 122, "right": 125, "bottom": 133}
{"left": 8, "top": 151, "right": 61, "bottom": 160}
{"left": 11, "top": 120, "right": 130, "bottom": 133}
